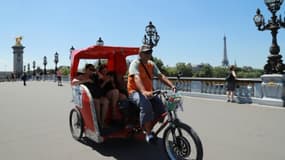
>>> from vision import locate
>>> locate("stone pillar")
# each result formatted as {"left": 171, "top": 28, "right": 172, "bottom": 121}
{"left": 261, "top": 74, "right": 285, "bottom": 107}
{"left": 12, "top": 37, "right": 25, "bottom": 78}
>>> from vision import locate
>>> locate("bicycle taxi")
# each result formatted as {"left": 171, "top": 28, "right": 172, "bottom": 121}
{"left": 69, "top": 44, "right": 203, "bottom": 160}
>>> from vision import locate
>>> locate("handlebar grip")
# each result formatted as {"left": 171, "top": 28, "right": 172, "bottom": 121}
{"left": 152, "top": 90, "right": 161, "bottom": 95}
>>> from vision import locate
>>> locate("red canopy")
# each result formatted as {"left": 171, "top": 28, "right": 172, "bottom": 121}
{"left": 70, "top": 45, "right": 139, "bottom": 80}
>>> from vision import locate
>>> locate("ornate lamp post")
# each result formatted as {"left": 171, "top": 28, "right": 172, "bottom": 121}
{"left": 43, "top": 56, "right": 47, "bottom": 80}
{"left": 96, "top": 37, "right": 104, "bottom": 66}
{"left": 254, "top": 0, "right": 285, "bottom": 106}
{"left": 23, "top": 65, "right": 26, "bottom": 73}
{"left": 253, "top": 0, "right": 285, "bottom": 74}
{"left": 27, "top": 63, "right": 30, "bottom": 75}
{"left": 69, "top": 46, "right": 75, "bottom": 60}
{"left": 96, "top": 37, "right": 104, "bottom": 46}
{"left": 54, "top": 52, "right": 59, "bottom": 73}
{"left": 142, "top": 21, "right": 160, "bottom": 48}
{"left": 32, "top": 60, "right": 36, "bottom": 78}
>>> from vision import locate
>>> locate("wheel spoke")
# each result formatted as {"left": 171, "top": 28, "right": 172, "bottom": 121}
{"left": 163, "top": 123, "right": 203, "bottom": 160}
{"left": 69, "top": 109, "right": 83, "bottom": 140}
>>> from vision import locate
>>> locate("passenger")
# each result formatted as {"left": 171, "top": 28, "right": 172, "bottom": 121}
{"left": 114, "top": 73, "right": 129, "bottom": 100}
{"left": 72, "top": 64, "right": 109, "bottom": 128}
{"left": 98, "top": 64, "right": 123, "bottom": 121}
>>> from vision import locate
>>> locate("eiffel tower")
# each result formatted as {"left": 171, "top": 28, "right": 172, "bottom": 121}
{"left": 222, "top": 35, "right": 229, "bottom": 67}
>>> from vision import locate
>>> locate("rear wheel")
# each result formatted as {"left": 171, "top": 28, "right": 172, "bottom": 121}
{"left": 69, "top": 108, "right": 83, "bottom": 140}
{"left": 163, "top": 122, "right": 203, "bottom": 160}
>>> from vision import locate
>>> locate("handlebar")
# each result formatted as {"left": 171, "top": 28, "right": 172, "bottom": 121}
{"left": 152, "top": 90, "right": 162, "bottom": 96}
{"left": 152, "top": 87, "right": 177, "bottom": 97}
{"left": 152, "top": 90, "right": 170, "bottom": 98}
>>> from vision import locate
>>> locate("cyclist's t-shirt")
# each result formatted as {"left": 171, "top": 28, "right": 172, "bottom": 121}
{"left": 127, "top": 59, "right": 161, "bottom": 94}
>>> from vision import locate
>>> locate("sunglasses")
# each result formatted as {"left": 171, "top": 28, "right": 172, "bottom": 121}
{"left": 142, "top": 51, "right": 152, "bottom": 55}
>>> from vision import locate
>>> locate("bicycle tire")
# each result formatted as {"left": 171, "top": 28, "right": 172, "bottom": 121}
{"left": 163, "top": 122, "right": 203, "bottom": 160}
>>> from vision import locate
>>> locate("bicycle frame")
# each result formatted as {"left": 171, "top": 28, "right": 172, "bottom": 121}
{"left": 152, "top": 91, "right": 182, "bottom": 137}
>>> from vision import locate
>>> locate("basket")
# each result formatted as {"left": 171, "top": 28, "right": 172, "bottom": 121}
{"left": 165, "top": 94, "right": 182, "bottom": 111}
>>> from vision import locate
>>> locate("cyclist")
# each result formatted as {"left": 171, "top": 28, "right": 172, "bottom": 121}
{"left": 127, "top": 44, "right": 176, "bottom": 143}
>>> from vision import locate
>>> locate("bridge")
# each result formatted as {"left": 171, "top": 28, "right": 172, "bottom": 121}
{"left": 2, "top": 74, "right": 282, "bottom": 107}
{"left": 0, "top": 81, "right": 284, "bottom": 160}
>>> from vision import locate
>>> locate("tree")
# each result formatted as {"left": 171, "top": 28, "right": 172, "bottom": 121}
{"left": 193, "top": 63, "right": 213, "bottom": 77}
{"left": 152, "top": 56, "right": 167, "bottom": 74}
{"left": 164, "top": 66, "right": 177, "bottom": 76}
{"left": 59, "top": 66, "right": 70, "bottom": 75}
{"left": 176, "top": 62, "right": 193, "bottom": 77}
{"left": 213, "top": 66, "right": 228, "bottom": 78}
{"left": 237, "top": 70, "right": 263, "bottom": 78}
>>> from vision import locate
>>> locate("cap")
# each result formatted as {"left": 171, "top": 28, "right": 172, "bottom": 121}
{"left": 139, "top": 44, "right": 153, "bottom": 54}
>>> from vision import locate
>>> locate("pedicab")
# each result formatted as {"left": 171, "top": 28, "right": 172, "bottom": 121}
{"left": 69, "top": 44, "right": 203, "bottom": 160}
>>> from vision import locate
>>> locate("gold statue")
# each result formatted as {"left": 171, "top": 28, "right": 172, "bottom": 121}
{"left": 15, "top": 36, "right": 23, "bottom": 46}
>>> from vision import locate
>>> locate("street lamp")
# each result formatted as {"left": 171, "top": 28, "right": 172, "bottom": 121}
{"left": 96, "top": 37, "right": 104, "bottom": 66}
{"left": 32, "top": 60, "right": 36, "bottom": 77}
{"left": 69, "top": 46, "right": 75, "bottom": 60}
{"left": 142, "top": 21, "right": 160, "bottom": 48}
{"left": 43, "top": 56, "right": 47, "bottom": 76}
{"left": 265, "top": 0, "right": 283, "bottom": 13}
{"left": 96, "top": 37, "right": 104, "bottom": 46}
{"left": 253, "top": 0, "right": 285, "bottom": 74}
{"left": 54, "top": 52, "right": 59, "bottom": 74}
{"left": 27, "top": 63, "right": 30, "bottom": 75}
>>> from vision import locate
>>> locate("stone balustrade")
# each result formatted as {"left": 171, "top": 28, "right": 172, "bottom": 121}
{"left": 154, "top": 77, "right": 262, "bottom": 98}
{"left": 2, "top": 73, "right": 283, "bottom": 106}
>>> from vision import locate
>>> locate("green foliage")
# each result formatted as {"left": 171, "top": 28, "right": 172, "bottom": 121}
{"left": 176, "top": 63, "right": 193, "bottom": 77}
{"left": 193, "top": 64, "right": 213, "bottom": 77}
{"left": 152, "top": 57, "right": 167, "bottom": 74}
{"left": 234, "top": 66, "right": 263, "bottom": 78}
{"left": 58, "top": 66, "right": 70, "bottom": 75}
{"left": 164, "top": 66, "right": 177, "bottom": 76}
{"left": 152, "top": 56, "right": 193, "bottom": 77}
{"left": 121, "top": 55, "right": 263, "bottom": 78}
{"left": 212, "top": 66, "right": 228, "bottom": 78}
{"left": 237, "top": 70, "right": 263, "bottom": 78}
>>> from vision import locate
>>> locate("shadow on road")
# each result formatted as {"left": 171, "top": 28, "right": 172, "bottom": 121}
{"left": 78, "top": 137, "right": 168, "bottom": 160}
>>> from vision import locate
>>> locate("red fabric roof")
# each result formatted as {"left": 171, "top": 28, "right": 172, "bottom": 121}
{"left": 70, "top": 45, "right": 139, "bottom": 79}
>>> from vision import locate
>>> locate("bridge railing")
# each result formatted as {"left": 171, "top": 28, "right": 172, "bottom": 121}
{"left": 0, "top": 74, "right": 71, "bottom": 82}
{"left": 1, "top": 74, "right": 262, "bottom": 99}
{"left": 153, "top": 77, "right": 262, "bottom": 98}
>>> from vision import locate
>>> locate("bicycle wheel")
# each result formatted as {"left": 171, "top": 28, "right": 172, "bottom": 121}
{"left": 163, "top": 122, "right": 203, "bottom": 160}
{"left": 69, "top": 108, "right": 84, "bottom": 140}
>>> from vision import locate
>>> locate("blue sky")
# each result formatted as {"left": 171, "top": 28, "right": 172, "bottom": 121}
{"left": 0, "top": 0, "right": 284, "bottom": 71}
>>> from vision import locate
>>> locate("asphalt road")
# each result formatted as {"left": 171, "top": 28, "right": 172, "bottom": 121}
{"left": 0, "top": 81, "right": 284, "bottom": 160}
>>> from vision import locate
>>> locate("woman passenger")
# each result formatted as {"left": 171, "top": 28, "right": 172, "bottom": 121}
{"left": 98, "top": 64, "right": 124, "bottom": 121}
{"left": 72, "top": 64, "right": 109, "bottom": 128}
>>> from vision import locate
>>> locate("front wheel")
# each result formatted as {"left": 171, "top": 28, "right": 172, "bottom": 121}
{"left": 69, "top": 108, "right": 84, "bottom": 140}
{"left": 163, "top": 122, "right": 203, "bottom": 160}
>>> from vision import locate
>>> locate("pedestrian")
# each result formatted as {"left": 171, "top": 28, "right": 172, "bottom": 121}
{"left": 21, "top": 72, "right": 27, "bottom": 86}
{"left": 225, "top": 65, "right": 237, "bottom": 102}
{"left": 56, "top": 70, "right": 62, "bottom": 86}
